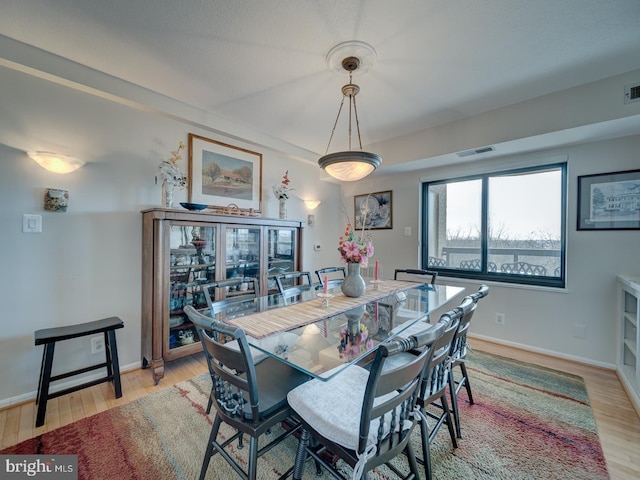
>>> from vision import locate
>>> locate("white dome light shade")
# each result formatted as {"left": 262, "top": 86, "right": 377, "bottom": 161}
{"left": 318, "top": 151, "right": 381, "bottom": 182}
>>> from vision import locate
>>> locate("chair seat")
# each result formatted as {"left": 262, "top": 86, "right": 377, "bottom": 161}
{"left": 223, "top": 337, "right": 269, "bottom": 364}
{"left": 390, "top": 318, "right": 431, "bottom": 338}
{"left": 249, "top": 356, "right": 309, "bottom": 419}
{"left": 222, "top": 331, "right": 299, "bottom": 365}
{"left": 287, "top": 365, "right": 407, "bottom": 450}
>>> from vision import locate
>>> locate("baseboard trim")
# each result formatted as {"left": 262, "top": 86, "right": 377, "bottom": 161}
{"left": 0, "top": 361, "right": 141, "bottom": 410}
{"left": 468, "top": 333, "right": 617, "bottom": 371}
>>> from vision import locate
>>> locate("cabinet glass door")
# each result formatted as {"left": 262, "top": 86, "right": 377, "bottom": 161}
{"left": 224, "top": 226, "right": 261, "bottom": 283}
{"left": 267, "top": 227, "right": 297, "bottom": 293}
{"left": 168, "top": 224, "right": 216, "bottom": 350}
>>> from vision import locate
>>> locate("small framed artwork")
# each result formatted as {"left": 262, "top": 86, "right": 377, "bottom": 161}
{"left": 188, "top": 133, "right": 263, "bottom": 212}
{"left": 354, "top": 190, "right": 392, "bottom": 230}
{"left": 577, "top": 168, "right": 640, "bottom": 230}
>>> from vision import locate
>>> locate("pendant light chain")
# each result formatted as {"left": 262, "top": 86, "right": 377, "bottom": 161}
{"left": 323, "top": 95, "right": 346, "bottom": 156}
{"left": 351, "top": 72, "right": 364, "bottom": 151}
{"left": 324, "top": 71, "right": 364, "bottom": 154}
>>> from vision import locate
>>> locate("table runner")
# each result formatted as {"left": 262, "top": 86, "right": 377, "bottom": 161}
{"left": 227, "top": 280, "right": 421, "bottom": 338}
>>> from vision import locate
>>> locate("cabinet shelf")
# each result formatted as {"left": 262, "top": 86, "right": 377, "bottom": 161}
{"left": 170, "top": 262, "right": 215, "bottom": 270}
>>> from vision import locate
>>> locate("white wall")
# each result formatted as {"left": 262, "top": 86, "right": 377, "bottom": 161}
{"left": 342, "top": 135, "right": 640, "bottom": 367}
{"left": 0, "top": 69, "right": 343, "bottom": 406}
{"left": 2, "top": 40, "right": 639, "bottom": 406}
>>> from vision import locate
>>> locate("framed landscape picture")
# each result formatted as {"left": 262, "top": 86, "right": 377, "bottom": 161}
{"left": 354, "top": 190, "right": 392, "bottom": 230}
{"left": 577, "top": 169, "right": 640, "bottom": 230}
{"left": 188, "top": 133, "right": 262, "bottom": 212}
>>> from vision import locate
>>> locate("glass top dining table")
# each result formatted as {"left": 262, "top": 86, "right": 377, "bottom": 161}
{"left": 207, "top": 281, "right": 465, "bottom": 381}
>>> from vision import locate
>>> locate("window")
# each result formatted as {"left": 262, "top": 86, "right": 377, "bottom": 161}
{"left": 422, "top": 163, "right": 566, "bottom": 287}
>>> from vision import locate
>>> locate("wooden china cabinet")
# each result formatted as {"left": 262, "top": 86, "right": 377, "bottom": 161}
{"left": 141, "top": 208, "right": 304, "bottom": 384}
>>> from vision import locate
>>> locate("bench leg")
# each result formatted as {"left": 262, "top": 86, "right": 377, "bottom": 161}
{"left": 104, "top": 331, "right": 113, "bottom": 378}
{"left": 106, "top": 329, "right": 122, "bottom": 398}
{"left": 36, "top": 347, "right": 47, "bottom": 406}
{"left": 36, "top": 343, "right": 55, "bottom": 427}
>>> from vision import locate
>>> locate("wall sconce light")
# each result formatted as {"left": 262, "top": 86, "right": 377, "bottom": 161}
{"left": 304, "top": 200, "right": 321, "bottom": 210}
{"left": 28, "top": 151, "right": 85, "bottom": 174}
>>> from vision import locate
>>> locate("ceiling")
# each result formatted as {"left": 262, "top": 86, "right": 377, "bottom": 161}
{"left": 2, "top": 0, "right": 640, "bottom": 171}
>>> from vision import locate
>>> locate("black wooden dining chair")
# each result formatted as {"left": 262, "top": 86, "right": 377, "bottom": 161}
{"left": 202, "top": 277, "right": 260, "bottom": 310}
{"left": 448, "top": 285, "right": 489, "bottom": 438}
{"left": 274, "top": 271, "right": 314, "bottom": 295}
{"left": 184, "top": 305, "right": 269, "bottom": 415}
{"left": 315, "top": 266, "right": 346, "bottom": 289}
{"left": 286, "top": 321, "right": 446, "bottom": 480}
{"left": 394, "top": 268, "right": 439, "bottom": 285}
{"left": 414, "top": 307, "right": 463, "bottom": 480}
{"left": 190, "top": 307, "right": 309, "bottom": 480}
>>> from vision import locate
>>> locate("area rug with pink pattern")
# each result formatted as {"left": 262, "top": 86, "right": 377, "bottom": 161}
{"left": 1, "top": 350, "right": 608, "bottom": 479}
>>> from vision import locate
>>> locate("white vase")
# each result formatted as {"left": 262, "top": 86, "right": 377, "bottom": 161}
{"left": 341, "top": 263, "right": 366, "bottom": 298}
{"left": 162, "top": 182, "right": 174, "bottom": 208}
{"left": 279, "top": 198, "right": 287, "bottom": 219}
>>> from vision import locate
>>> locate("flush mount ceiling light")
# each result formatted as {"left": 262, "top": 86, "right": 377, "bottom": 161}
{"left": 28, "top": 151, "right": 85, "bottom": 174}
{"left": 318, "top": 41, "right": 381, "bottom": 182}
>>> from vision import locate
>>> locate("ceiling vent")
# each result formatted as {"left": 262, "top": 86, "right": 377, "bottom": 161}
{"left": 456, "top": 146, "right": 495, "bottom": 158}
{"left": 624, "top": 83, "right": 640, "bottom": 104}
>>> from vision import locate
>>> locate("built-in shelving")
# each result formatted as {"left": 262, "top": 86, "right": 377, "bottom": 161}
{"left": 618, "top": 275, "right": 640, "bottom": 416}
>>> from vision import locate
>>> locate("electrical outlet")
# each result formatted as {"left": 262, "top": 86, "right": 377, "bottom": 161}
{"left": 495, "top": 313, "right": 506, "bottom": 325}
{"left": 572, "top": 324, "right": 587, "bottom": 339}
{"left": 91, "top": 336, "right": 105, "bottom": 354}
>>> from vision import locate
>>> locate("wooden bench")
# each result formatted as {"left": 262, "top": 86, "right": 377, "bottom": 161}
{"left": 34, "top": 317, "right": 124, "bottom": 427}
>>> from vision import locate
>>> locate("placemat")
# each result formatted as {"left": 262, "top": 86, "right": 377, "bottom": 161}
{"left": 227, "top": 280, "right": 419, "bottom": 338}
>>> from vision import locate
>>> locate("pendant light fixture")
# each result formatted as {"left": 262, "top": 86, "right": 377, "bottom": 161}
{"left": 318, "top": 42, "right": 381, "bottom": 182}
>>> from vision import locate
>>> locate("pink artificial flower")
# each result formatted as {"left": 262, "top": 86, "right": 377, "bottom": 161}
{"left": 342, "top": 240, "right": 361, "bottom": 260}
{"left": 365, "top": 243, "right": 374, "bottom": 257}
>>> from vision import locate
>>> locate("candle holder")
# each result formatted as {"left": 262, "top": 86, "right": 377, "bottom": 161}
{"left": 317, "top": 292, "right": 334, "bottom": 308}
{"left": 370, "top": 279, "right": 382, "bottom": 290}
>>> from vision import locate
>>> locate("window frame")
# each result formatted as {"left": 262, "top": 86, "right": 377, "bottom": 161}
{"left": 421, "top": 162, "right": 567, "bottom": 288}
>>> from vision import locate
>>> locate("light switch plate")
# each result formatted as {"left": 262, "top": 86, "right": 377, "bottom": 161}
{"left": 23, "top": 214, "right": 42, "bottom": 233}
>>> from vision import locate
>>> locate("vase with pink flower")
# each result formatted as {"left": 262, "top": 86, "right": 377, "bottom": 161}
{"left": 337, "top": 222, "right": 374, "bottom": 297}
{"left": 338, "top": 306, "right": 374, "bottom": 361}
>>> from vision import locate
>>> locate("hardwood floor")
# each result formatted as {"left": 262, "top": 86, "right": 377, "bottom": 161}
{"left": 1, "top": 339, "right": 639, "bottom": 479}
{"left": 471, "top": 338, "right": 640, "bottom": 480}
